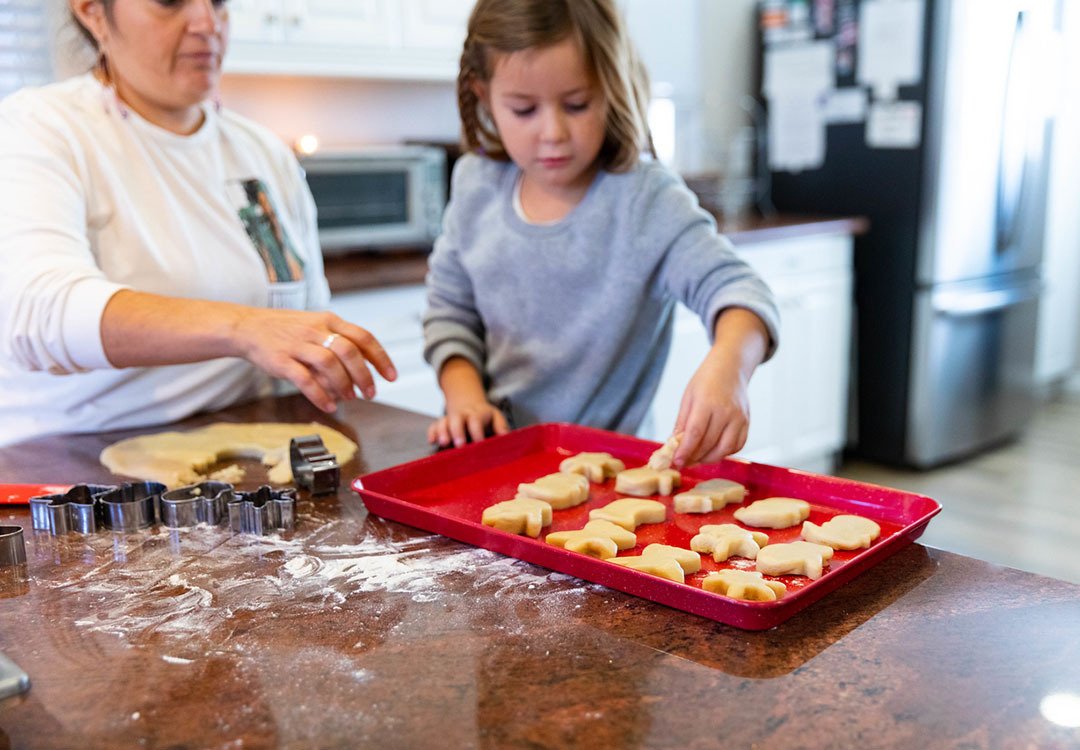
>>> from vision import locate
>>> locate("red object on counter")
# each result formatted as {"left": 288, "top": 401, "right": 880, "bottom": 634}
{"left": 1, "top": 484, "right": 72, "bottom": 505}
{"left": 353, "top": 423, "right": 941, "bottom": 630}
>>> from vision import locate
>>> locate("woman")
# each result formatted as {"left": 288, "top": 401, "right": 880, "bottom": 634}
{"left": 0, "top": 0, "right": 396, "bottom": 446}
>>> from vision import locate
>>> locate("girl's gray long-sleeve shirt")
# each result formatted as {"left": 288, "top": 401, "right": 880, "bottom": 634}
{"left": 423, "top": 154, "right": 779, "bottom": 434}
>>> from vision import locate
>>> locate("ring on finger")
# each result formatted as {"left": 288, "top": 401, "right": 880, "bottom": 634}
{"left": 321, "top": 333, "right": 339, "bottom": 349}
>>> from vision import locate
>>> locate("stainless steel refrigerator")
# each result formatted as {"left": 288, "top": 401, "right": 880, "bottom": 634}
{"left": 761, "top": 0, "right": 1060, "bottom": 467}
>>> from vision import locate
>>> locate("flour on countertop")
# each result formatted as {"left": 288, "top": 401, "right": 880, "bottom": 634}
{"left": 46, "top": 515, "right": 598, "bottom": 649}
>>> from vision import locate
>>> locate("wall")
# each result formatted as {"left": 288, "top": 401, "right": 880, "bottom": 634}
{"left": 218, "top": 75, "right": 460, "bottom": 149}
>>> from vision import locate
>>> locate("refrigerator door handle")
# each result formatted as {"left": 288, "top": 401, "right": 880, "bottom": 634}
{"left": 932, "top": 282, "right": 1042, "bottom": 317}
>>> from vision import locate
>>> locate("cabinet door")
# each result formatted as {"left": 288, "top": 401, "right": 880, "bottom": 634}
{"left": 228, "top": 0, "right": 285, "bottom": 43}
{"left": 286, "top": 0, "right": 401, "bottom": 47}
{"left": 400, "top": 0, "right": 472, "bottom": 51}
{"left": 770, "top": 272, "right": 852, "bottom": 466}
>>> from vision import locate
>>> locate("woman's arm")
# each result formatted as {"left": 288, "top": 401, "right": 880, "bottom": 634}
{"left": 101, "top": 289, "right": 396, "bottom": 413}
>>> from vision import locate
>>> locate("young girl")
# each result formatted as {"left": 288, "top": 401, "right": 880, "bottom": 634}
{"left": 423, "top": 0, "right": 779, "bottom": 468}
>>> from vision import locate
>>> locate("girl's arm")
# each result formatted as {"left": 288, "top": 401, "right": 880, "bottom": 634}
{"left": 671, "top": 307, "right": 770, "bottom": 467}
{"left": 427, "top": 356, "right": 510, "bottom": 447}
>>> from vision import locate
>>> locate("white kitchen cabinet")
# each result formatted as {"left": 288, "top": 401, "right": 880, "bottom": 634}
{"left": 224, "top": 0, "right": 472, "bottom": 80}
{"left": 328, "top": 284, "right": 443, "bottom": 417}
{"left": 642, "top": 233, "right": 854, "bottom": 473}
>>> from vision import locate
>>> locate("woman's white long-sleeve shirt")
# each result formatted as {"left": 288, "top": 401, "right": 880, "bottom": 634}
{"left": 0, "top": 74, "right": 330, "bottom": 445}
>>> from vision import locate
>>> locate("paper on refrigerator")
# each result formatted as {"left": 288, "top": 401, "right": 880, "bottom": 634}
{"left": 764, "top": 40, "right": 835, "bottom": 172}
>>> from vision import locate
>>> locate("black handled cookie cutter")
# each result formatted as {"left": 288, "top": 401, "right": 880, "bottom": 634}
{"left": 227, "top": 485, "right": 296, "bottom": 535}
{"left": 29, "top": 484, "right": 116, "bottom": 535}
{"left": 159, "top": 481, "right": 234, "bottom": 528}
{"left": 0, "top": 526, "right": 26, "bottom": 568}
{"left": 289, "top": 435, "right": 340, "bottom": 495}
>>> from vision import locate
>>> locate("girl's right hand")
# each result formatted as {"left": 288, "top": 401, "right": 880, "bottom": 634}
{"left": 428, "top": 400, "right": 510, "bottom": 448}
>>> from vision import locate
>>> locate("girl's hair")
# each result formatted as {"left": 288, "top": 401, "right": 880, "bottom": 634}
{"left": 458, "top": 0, "right": 654, "bottom": 172}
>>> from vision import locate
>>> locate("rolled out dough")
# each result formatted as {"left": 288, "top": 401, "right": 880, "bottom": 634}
{"left": 100, "top": 422, "right": 358, "bottom": 488}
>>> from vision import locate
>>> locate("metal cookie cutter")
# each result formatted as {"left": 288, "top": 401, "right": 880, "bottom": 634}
{"left": 228, "top": 485, "right": 296, "bottom": 535}
{"left": 289, "top": 435, "right": 340, "bottom": 495}
{"left": 29, "top": 484, "right": 115, "bottom": 535}
{"left": 159, "top": 481, "right": 234, "bottom": 528}
{"left": 0, "top": 526, "right": 26, "bottom": 568}
{"left": 96, "top": 481, "right": 166, "bottom": 532}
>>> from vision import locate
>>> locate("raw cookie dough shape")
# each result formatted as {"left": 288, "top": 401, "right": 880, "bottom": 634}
{"left": 546, "top": 520, "right": 637, "bottom": 559}
{"left": 801, "top": 515, "right": 882, "bottom": 550}
{"left": 100, "top": 422, "right": 358, "bottom": 488}
{"left": 517, "top": 472, "right": 590, "bottom": 509}
{"left": 558, "top": 452, "right": 626, "bottom": 483}
{"left": 588, "top": 498, "right": 667, "bottom": 531}
{"left": 733, "top": 497, "right": 811, "bottom": 529}
{"left": 609, "top": 555, "right": 685, "bottom": 583}
{"left": 481, "top": 497, "right": 553, "bottom": 538}
{"left": 755, "top": 541, "right": 834, "bottom": 580}
{"left": 647, "top": 433, "right": 682, "bottom": 471}
{"left": 640, "top": 543, "right": 702, "bottom": 574}
{"left": 614, "top": 467, "right": 681, "bottom": 497}
{"left": 702, "top": 569, "right": 787, "bottom": 602}
{"left": 690, "top": 523, "right": 770, "bottom": 562}
{"left": 609, "top": 542, "right": 700, "bottom": 582}
{"left": 673, "top": 478, "right": 747, "bottom": 514}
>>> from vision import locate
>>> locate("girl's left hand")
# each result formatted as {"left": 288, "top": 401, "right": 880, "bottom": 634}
{"left": 670, "top": 358, "right": 751, "bottom": 468}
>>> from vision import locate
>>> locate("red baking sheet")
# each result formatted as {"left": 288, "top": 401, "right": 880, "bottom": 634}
{"left": 353, "top": 423, "right": 941, "bottom": 630}
{"left": 1, "top": 484, "right": 72, "bottom": 505}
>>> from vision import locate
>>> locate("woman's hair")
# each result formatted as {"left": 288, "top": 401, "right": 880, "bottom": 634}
{"left": 458, "top": 0, "right": 654, "bottom": 172}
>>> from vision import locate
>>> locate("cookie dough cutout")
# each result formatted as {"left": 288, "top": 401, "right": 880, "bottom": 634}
{"left": 545, "top": 520, "right": 637, "bottom": 559}
{"left": 647, "top": 433, "right": 682, "bottom": 470}
{"left": 802, "top": 515, "right": 881, "bottom": 550}
{"left": 733, "top": 497, "right": 811, "bottom": 529}
{"left": 641, "top": 543, "right": 702, "bottom": 574}
{"left": 100, "top": 422, "right": 358, "bottom": 488}
{"left": 558, "top": 452, "right": 626, "bottom": 483}
{"left": 690, "top": 524, "right": 769, "bottom": 562}
{"left": 755, "top": 541, "right": 834, "bottom": 580}
{"left": 481, "top": 497, "right": 553, "bottom": 538}
{"left": 517, "top": 472, "right": 590, "bottom": 509}
{"left": 609, "top": 555, "right": 685, "bottom": 583}
{"left": 673, "top": 478, "right": 747, "bottom": 514}
{"left": 588, "top": 498, "right": 667, "bottom": 531}
{"left": 615, "top": 467, "right": 681, "bottom": 497}
{"left": 702, "top": 569, "right": 787, "bottom": 602}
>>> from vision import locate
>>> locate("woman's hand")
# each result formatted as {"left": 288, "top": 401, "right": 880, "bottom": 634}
{"left": 100, "top": 291, "right": 397, "bottom": 414}
{"left": 428, "top": 356, "right": 510, "bottom": 447}
{"left": 232, "top": 307, "right": 397, "bottom": 413}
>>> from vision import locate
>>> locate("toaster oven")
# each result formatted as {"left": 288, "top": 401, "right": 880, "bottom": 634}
{"left": 300, "top": 145, "right": 446, "bottom": 254}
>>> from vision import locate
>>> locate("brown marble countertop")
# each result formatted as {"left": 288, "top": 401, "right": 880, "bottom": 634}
{"left": 1, "top": 396, "right": 1078, "bottom": 749}
{"left": 322, "top": 214, "right": 869, "bottom": 294}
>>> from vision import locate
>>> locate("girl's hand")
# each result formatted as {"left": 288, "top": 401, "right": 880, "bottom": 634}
{"left": 670, "top": 308, "right": 770, "bottom": 468}
{"left": 428, "top": 399, "right": 510, "bottom": 448}
{"left": 671, "top": 358, "right": 751, "bottom": 468}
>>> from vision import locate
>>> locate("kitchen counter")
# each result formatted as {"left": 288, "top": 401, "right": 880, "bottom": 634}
{"left": 321, "top": 214, "right": 869, "bottom": 293}
{"left": 1, "top": 396, "right": 1078, "bottom": 749}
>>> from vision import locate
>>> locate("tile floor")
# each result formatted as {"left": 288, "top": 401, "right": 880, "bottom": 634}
{"left": 835, "top": 382, "right": 1080, "bottom": 585}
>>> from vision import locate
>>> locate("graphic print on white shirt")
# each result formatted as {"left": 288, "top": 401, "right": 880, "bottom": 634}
{"left": 228, "top": 178, "right": 307, "bottom": 283}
